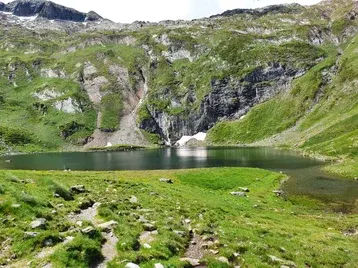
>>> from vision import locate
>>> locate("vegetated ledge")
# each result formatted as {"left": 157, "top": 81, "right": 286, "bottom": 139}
{"left": 86, "top": 144, "right": 148, "bottom": 152}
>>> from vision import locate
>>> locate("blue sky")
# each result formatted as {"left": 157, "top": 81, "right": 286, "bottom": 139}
{"left": 1, "top": 0, "right": 322, "bottom": 23}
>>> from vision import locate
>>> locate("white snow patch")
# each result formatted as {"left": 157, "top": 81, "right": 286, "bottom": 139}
{"left": 106, "top": 142, "right": 112, "bottom": 147}
{"left": 175, "top": 132, "right": 206, "bottom": 147}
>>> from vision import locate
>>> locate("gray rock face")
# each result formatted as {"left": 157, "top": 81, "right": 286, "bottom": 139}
{"left": 3, "top": 0, "right": 102, "bottom": 22}
{"left": 140, "top": 63, "right": 300, "bottom": 144}
{"left": 211, "top": 3, "right": 304, "bottom": 18}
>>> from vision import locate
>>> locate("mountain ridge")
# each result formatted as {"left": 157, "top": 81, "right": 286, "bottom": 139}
{"left": 0, "top": 0, "right": 102, "bottom": 22}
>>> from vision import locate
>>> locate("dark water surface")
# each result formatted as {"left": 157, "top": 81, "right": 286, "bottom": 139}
{"left": 1, "top": 147, "right": 357, "bottom": 208}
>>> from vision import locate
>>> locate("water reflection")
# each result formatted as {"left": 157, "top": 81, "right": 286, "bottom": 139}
{"left": 0, "top": 147, "right": 357, "bottom": 206}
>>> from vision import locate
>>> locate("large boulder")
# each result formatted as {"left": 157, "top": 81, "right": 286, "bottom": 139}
{"left": 30, "top": 218, "right": 46, "bottom": 229}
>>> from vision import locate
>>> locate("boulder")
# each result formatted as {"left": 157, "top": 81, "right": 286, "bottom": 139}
{"left": 70, "top": 185, "right": 86, "bottom": 194}
{"left": 129, "top": 195, "right": 138, "bottom": 203}
{"left": 159, "top": 178, "right": 173, "bottom": 184}
{"left": 30, "top": 218, "right": 46, "bottom": 229}
{"left": 24, "top": 232, "right": 38, "bottom": 238}
{"left": 143, "top": 243, "right": 151, "bottom": 249}
{"left": 273, "top": 190, "right": 285, "bottom": 197}
{"left": 143, "top": 223, "right": 157, "bottom": 231}
{"left": 238, "top": 187, "right": 250, "bottom": 192}
{"left": 154, "top": 264, "right": 164, "bottom": 268}
{"left": 180, "top": 258, "right": 201, "bottom": 266}
{"left": 81, "top": 227, "right": 95, "bottom": 235}
{"left": 217, "top": 256, "right": 229, "bottom": 264}
{"left": 125, "top": 263, "right": 140, "bottom": 268}
{"left": 98, "top": 220, "right": 118, "bottom": 232}
{"left": 230, "top": 192, "right": 247, "bottom": 197}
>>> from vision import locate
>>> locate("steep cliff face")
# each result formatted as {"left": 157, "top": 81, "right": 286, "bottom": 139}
{"left": 140, "top": 63, "right": 301, "bottom": 143}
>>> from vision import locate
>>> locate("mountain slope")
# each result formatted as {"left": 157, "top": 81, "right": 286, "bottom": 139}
{"left": 0, "top": 0, "right": 357, "bottom": 171}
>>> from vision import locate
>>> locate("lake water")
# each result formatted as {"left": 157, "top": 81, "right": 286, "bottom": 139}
{"left": 1, "top": 147, "right": 357, "bottom": 211}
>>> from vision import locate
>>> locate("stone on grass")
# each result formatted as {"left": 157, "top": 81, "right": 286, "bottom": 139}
{"left": 159, "top": 178, "right": 173, "bottom": 184}
{"left": 154, "top": 264, "right": 164, "bottom": 268}
{"left": 230, "top": 192, "right": 247, "bottom": 197}
{"left": 238, "top": 187, "right": 250, "bottom": 192}
{"left": 129, "top": 195, "right": 138, "bottom": 203}
{"left": 173, "top": 230, "right": 186, "bottom": 237}
{"left": 143, "top": 243, "right": 151, "bottom": 249}
{"left": 30, "top": 218, "right": 46, "bottom": 229}
{"left": 143, "top": 223, "right": 156, "bottom": 231}
{"left": 217, "top": 256, "right": 229, "bottom": 264}
{"left": 24, "top": 232, "right": 38, "bottom": 238}
{"left": 70, "top": 185, "right": 86, "bottom": 194}
{"left": 273, "top": 190, "right": 285, "bottom": 197}
{"left": 81, "top": 227, "right": 95, "bottom": 235}
{"left": 98, "top": 220, "right": 118, "bottom": 232}
{"left": 11, "top": 204, "right": 21, "bottom": 208}
{"left": 180, "top": 258, "right": 200, "bottom": 266}
{"left": 125, "top": 263, "right": 140, "bottom": 268}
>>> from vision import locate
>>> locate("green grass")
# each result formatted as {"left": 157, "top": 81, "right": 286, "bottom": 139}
{"left": 0, "top": 168, "right": 357, "bottom": 267}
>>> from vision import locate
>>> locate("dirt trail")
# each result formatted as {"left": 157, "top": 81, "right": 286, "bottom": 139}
{"left": 67, "top": 203, "right": 118, "bottom": 268}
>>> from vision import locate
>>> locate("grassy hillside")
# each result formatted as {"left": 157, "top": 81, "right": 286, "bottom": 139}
{"left": 0, "top": 168, "right": 357, "bottom": 267}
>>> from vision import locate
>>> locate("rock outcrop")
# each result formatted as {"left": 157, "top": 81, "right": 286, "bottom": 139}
{"left": 2, "top": 0, "right": 102, "bottom": 22}
{"left": 140, "top": 63, "right": 301, "bottom": 144}
{"left": 211, "top": 3, "right": 304, "bottom": 18}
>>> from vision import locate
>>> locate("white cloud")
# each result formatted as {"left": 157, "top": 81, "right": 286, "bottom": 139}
{"left": 1, "top": 0, "right": 322, "bottom": 23}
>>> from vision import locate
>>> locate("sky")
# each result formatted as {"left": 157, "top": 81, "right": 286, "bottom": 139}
{"left": 1, "top": 0, "right": 322, "bottom": 23}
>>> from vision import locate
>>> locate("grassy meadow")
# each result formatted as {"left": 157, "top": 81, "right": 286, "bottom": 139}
{"left": 0, "top": 168, "right": 357, "bottom": 267}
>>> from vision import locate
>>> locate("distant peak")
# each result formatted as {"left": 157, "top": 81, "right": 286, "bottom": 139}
{"left": 1, "top": 0, "right": 104, "bottom": 22}
{"left": 211, "top": 3, "right": 304, "bottom": 18}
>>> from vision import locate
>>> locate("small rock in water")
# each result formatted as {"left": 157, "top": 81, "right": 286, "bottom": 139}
{"left": 154, "top": 264, "right": 164, "bottom": 268}
{"left": 159, "top": 178, "right": 173, "bottom": 184}
{"left": 30, "top": 218, "right": 46, "bottom": 229}
{"left": 129, "top": 195, "right": 138, "bottom": 203}
{"left": 239, "top": 187, "right": 250, "bottom": 192}
{"left": 125, "top": 263, "right": 140, "bottom": 268}
{"left": 70, "top": 185, "right": 86, "bottom": 194}
{"left": 230, "top": 192, "right": 247, "bottom": 197}
{"left": 354, "top": 177, "right": 358, "bottom": 181}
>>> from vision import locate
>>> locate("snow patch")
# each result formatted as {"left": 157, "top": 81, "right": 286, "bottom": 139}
{"left": 175, "top": 132, "right": 206, "bottom": 147}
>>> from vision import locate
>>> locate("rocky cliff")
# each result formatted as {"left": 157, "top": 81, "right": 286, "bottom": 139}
{"left": 0, "top": 0, "right": 357, "bottom": 154}
{"left": 1, "top": 0, "right": 102, "bottom": 22}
